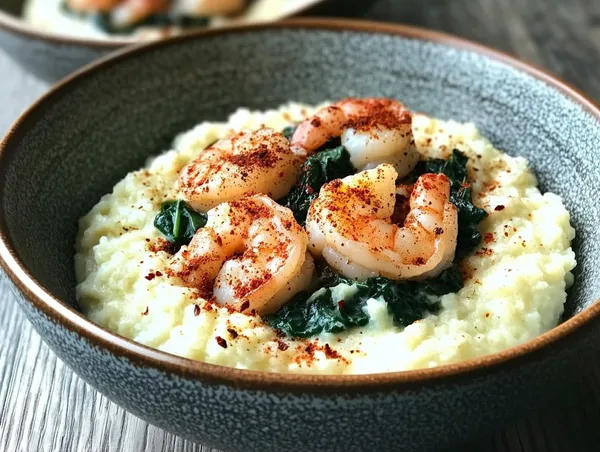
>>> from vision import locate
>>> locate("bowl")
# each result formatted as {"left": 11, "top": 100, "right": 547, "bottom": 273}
{"left": 0, "top": 0, "right": 376, "bottom": 82}
{"left": 1, "top": 19, "right": 599, "bottom": 452}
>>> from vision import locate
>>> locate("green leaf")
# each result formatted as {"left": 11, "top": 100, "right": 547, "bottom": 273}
{"left": 282, "top": 126, "right": 297, "bottom": 141}
{"left": 154, "top": 200, "right": 207, "bottom": 247}
{"left": 378, "top": 266, "right": 463, "bottom": 327}
{"left": 266, "top": 282, "right": 370, "bottom": 338}
{"left": 279, "top": 146, "right": 356, "bottom": 225}
{"left": 267, "top": 265, "right": 462, "bottom": 338}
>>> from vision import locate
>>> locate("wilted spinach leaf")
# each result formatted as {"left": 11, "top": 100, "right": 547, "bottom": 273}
{"left": 266, "top": 281, "right": 371, "bottom": 338}
{"left": 279, "top": 146, "right": 356, "bottom": 225}
{"left": 372, "top": 266, "right": 463, "bottom": 327}
{"left": 410, "top": 149, "right": 487, "bottom": 258}
{"left": 267, "top": 265, "right": 462, "bottom": 338}
{"left": 282, "top": 125, "right": 297, "bottom": 141}
{"left": 154, "top": 200, "right": 207, "bottom": 247}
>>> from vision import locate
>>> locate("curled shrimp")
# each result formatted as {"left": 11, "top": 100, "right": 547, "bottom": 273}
{"left": 66, "top": 0, "right": 122, "bottom": 13}
{"left": 170, "top": 195, "right": 315, "bottom": 315}
{"left": 173, "top": 0, "right": 247, "bottom": 16}
{"left": 111, "top": 0, "right": 170, "bottom": 27}
{"left": 179, "top": 128, "right": 304, "bottom": 211}
{"left": 291, "top": 98, "right": 420, "bottom": 178}
{"left": 306, "top": 164, "right": 458, "bottom": 281}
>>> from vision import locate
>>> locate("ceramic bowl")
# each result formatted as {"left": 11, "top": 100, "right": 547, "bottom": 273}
{"left": 1, "top": 19, "right": 599, "bottom": 452}
{"left": 0, "top": 0, "right": 376, "bottom": 82}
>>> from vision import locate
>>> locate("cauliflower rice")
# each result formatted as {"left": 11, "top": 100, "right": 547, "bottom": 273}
{"left": 75, "top": 103, "right": 576, "bottom": 375}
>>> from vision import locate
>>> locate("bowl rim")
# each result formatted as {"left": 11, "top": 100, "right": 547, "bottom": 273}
{"left": 0, "top": 18, "right": 599, "bottom": 393}
{"left": 0, "top": 0, "right": 328, "bottom": 47}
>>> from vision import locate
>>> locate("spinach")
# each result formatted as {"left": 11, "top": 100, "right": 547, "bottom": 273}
{"left": 279, "top": 146, "right": 356, "bottom": 225}
{"left": 411, "top": 150, "right": 487, "bottom": 258}
{"left": 270, "top": 150, "right": 479, "bottom": 338}
{"left": 266, "top": 281, "right": 371, "bottom": 338}
{"left": 372, "top": 266, "right": 463, "bottom": 326}
{"left": 153, "top": 200, "right": 207, "bottom": 247}
{"left": 282, "top": 126, "right": 297, "bottom": 141}
{"left": 267, "top": 266, "right": 462, "bottom": 338}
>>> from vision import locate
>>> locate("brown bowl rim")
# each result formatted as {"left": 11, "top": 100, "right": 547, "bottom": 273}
{"left": 0, "top": 0, "right": 328, "bottom": 47}
{"left": 0, "top": 18, "right": 599, "bottom": 394}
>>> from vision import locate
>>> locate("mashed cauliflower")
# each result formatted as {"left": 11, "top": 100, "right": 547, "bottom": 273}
{"left": 74, "top": 103, "right": 576, "bottom": 374}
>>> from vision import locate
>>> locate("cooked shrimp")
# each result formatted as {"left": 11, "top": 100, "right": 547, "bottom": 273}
{"left": 306, "top": 164, "right": 458, "bottom": 281}
{"left": 111, "top": 0, "right": 169, "bottom": 27}
{"left": 66, "top": 0, "right": 121, "bottom": 13}
{"left": 291, "top": 98, "right": 420, "bottom": 177}
{"left": 179, "top": 128, "right": 304, "bottom": 212}
{"left": 173, "top": 0, "right": 247, "bottom": 16}
{"left": 170, "top": 195, "right": 314, "bottom": 315}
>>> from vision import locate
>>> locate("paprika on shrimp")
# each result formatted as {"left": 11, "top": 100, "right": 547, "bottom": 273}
{"left": 179, "top": 128, "right": 305, "bottom": 211}
{"left": 306, "top": 164, "right": 458, "bottom": 281}
{"left": 291, "top": 98, "right": 420, "bottom": 178}
{"left": 170, "top": 194, "right": 315, "bottom": 315}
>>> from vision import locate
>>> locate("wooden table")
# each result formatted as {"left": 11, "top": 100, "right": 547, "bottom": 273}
{"left": 1, "top": 0, "right": 599, "bottom": 450}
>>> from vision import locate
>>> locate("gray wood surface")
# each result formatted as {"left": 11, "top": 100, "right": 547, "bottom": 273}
{"left": 1, "top": 0, "right": 600, "bottom": 451}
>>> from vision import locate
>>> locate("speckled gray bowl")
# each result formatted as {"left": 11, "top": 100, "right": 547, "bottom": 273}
{"left": 0, "top": 0, "right": 376, "bottom": 82}
{"left": 1, "top": 19, "right": 599, "bottom": 452}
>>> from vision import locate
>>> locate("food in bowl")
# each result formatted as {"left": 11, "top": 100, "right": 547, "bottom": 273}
{"left": 22, "top": 0, "right": 286, "bottom": 38}
{"left": 75, "top": 98, "right": 576, "bottom": 375}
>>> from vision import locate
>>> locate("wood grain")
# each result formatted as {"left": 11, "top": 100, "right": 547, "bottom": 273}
{"left": 1, "top": 0, "right": 600, "bottom": 450}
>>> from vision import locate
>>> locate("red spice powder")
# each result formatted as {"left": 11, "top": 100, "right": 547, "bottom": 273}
{"left": 147, "top": 238, "right": 172, "bottom": 252}
{"left": 475, "top": 247, "right": 493, "bottom": 257}
{"left": 215, "top": 336, "right": 228, "bottom": 349}
{"left": 227, "top": 328, "right": 239, "bottom": 339}
{"left": 483, "top": 232, "right": 496, "bottom": 244}
{"left": 275, "top": 329, "right": 286, "bottom": 339}
{"left": 277, "top": 340, "right": 289, "bottom": 351}
{"left": 323, "top": 344, "right": 342, "bottom": 360}
{"left": 343, "top": 98, "right": 411, "bottom": 132}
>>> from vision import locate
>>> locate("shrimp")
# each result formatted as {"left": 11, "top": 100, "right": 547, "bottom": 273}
{"left": 179, "top": 128, "right": 304, "bottom": 212}
{"left": 306, "top": 164, "right": 458, "bottom": 281}
{"left": 291, "top": 98, "right": 420, "bottom": 178}
{"left": 66, "top": 0, "right": 122, "bottom": 13}
{"left": 173, "top": 0, "right": 247, "bottom": 16}
{"left": 67, "top": 0, "right": 246, "bottom": 24}
{"left": 111, "top": 0, "right": 170, "bottom": 27}
{"left": 170, "top": 195, "right": 315, "bottom": 315}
